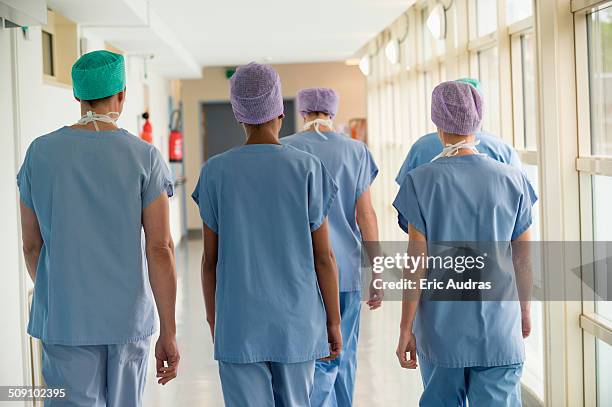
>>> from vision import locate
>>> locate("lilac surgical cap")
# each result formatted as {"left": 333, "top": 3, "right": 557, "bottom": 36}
{"left": 297, "top": 88, "right": 339, "bottom": 119}
{"left": 229, "top": 62, "right": 284, "bottom": 125}
{"left": 431, "top": 81, "right": 483, "bottom": 136}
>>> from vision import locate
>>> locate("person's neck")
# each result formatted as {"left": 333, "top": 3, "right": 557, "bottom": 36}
{"left": 305, "top": 114, "right": 333, "bottom": 132}
{"left": 245, "top": 129, "right": 280, "bottom": 145}
{"left": 442, "top": 134, "right": 477, "bottom": 155}
{"left": 73, "top": 104, "right": 119, "bottom": 131}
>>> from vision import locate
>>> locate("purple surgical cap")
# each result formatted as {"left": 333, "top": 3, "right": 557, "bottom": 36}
{"left": 229, "top": 62, "right": 284, "bottom": 125}
{"left": 431, "top": 81, "right": 483, "bottom": 136}
{"left": 297, "top": 88, "right": 339, "bottom": 119}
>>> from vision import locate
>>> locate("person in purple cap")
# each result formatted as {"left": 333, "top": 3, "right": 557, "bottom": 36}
{"left": 393, "top": 81, "right": 536, "bottom": 406}
{"left": 191, "top": 63, "right": 342, "bottom": 406}
{"left": 282, "top": 87, "right": 380, "bottom": 407}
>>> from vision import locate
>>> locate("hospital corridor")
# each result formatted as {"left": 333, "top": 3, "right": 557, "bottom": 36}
{"left": 0, "top": 0, "right": 611, "bottom": 406}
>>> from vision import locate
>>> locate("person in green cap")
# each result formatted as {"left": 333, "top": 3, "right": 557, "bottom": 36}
{"left": 17, "top": 50, "right": 179, "bottom": 406}
{"left": 394, "top": 77, "right": 527, "bottom": 232}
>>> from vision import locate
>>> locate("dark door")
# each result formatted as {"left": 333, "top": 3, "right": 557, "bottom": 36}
{"left": 202, "top": 100, "right": 296, "bottom": 161}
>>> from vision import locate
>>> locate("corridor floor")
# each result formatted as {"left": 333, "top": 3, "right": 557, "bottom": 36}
{"left": 142, "top": 238, "right": 423, "bottom": 406}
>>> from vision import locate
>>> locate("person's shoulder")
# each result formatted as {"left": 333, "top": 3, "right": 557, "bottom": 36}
{"left": 283, "top": 144, "right": 322, "bottom": 162}
{"left": 478, "top": 132, "right": 513, "bottom": 149}
{"left": 480, "top": 155, "right": 523, "bottom": 178}
{"left": 281, "top": 133, "right": 302, "bottom": 145}
{"left": 413, "top": 132, "right": 440, "bottom": 148}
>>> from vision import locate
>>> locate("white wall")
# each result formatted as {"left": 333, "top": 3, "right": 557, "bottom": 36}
{"left": 0, "top": 28, "right": 28, "bottom": 399}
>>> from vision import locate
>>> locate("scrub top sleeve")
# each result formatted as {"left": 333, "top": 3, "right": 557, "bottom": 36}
{"left": 308, "top": 161, "right": 339, "bottom": 232}
{"left": 142, "top": 148, "right": 175, "bottom": 210}
{"left": 16, "top": 143, "right": 34, "bottom": 210}
{"left": 192, "top": 165, "right": 218, "bottom": 234}
{"left": 512, "top": 174, "right": 537, "bottom": 240}
{"left": 393, "top": 175, "right": 426, "bottom": 236}
{"left": 356, "top": 146, "right": 379, "bottom": 198}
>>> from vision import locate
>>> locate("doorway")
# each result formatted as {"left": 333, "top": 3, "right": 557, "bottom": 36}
{"left": 200, "top": 100, "right": 297, "bottom": 160}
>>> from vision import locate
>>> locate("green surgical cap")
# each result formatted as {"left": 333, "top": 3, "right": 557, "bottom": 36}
{"left": 72, "top": 50, "right": 126, "bottom": 100}
{"left": 456, "top": 77, "right": 482, "bottom": 92}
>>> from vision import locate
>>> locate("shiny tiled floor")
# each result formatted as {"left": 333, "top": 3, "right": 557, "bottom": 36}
{"left": 142, "top": 238, "right": 423, "bottom": 406}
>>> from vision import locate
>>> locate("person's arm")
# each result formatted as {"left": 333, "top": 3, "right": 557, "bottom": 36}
{"left": 142, "top": 193, "right": 179, "bottom": 385}
{"left": 201, "top": 224, "right": 218, "bottom": 341}
{"left": 312, "top": 219, "right": 342, "bottom": 361}
{"left": 396, "top": 224, "right": 426, "bottom": 369}
{"left": 356, "top": 188, "right": 383, "bottom": 310}
{"left": 19, "top": 202, "right": 43, "bottom": 282}
{"left": 512, "top": 228, "right": 533, "bottom": 338}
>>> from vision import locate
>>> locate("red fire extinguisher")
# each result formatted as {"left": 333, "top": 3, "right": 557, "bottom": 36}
{"left": 169, "top": 109, "right": 183, "bottom": 162}
{"left": 140, "top": 112, "right": 153, "bottom": 144}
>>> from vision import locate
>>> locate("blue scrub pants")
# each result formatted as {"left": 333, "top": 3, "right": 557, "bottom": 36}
{"left": 41, "top": 338, "right": 150, "bottom": 407}
{"left": 311, "top": 290, "right": 361, "bottom": 407}
{"left": 419, "top": 359, "right": 523, "bottom": 407}
{"left": 218, "top": 360, "right": 315, "bottom": 407}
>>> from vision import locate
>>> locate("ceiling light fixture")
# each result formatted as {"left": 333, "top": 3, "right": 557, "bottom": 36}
{"left": 426, "top": 3, "right": 447, "bottom": 40}
{"left": 359, "top": 55, "right": 370, "bottom": 76}
{"left": 385, "top": 39, "right": 400, "bottom": 65}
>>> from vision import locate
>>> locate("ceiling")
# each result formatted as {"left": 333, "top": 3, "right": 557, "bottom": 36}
{"left": 47, "top": 0, "right": 415, "bottom": 78}
{"left": 148, "top": 0, "right": 415, "bottom": 66}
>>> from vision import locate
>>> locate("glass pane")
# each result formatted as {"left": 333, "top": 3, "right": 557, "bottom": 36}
{"left": 42, "top": 30, "right": 54, "bottom": 77}
{"left": 587, "top": 6, "right": 612, "bottom": 156}
{"left": 421, "top": 8, "right": 432, "bottom": 62}
{"left": 507, "top": 0, "right": 533, "bottom": 25}
{"left": 596, "top": 339, "right": 612, "bottom": 406}
{"left": 592, "top": 175, "right": 612, "bottom": 322}
{"left": 477, "top": 0, "right": 497, "bottom": 37}
{"left": 521, "top": 33, "right": 537, "bottom": 149}
{"left": 477, "top": 47, "right": 501, "bottom": 135}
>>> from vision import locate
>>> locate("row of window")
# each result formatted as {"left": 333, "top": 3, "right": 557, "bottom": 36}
{"left": 363, "top": 0, "right": 611, "bottom": 405}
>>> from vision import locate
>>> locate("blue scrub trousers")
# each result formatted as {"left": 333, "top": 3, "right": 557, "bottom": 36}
{"left": 41, "top": 338, "right": 150, "bottom": 407}
{"left": 311, "top": 291, "right": 361, "bottom": 407}
{"left": 219, "top": 360, "right": 315, "bottom": 407}
{"left": 419, "top": 359, "right": 523, "bottom": 407}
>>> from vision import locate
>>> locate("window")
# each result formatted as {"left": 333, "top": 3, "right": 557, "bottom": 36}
{"left": 41, "top": 10, "right": 78, "bottom": 86}
{"left": 587, "top": 6, "right": 612, "bottom": 156}
{"left": 521, "top": 33, "right": 537, "bottom": 149}
{"left": 42, "top": 30, "right": 54, "bottom": 77}
{"left": 477, "top": 46, "right": 501, "bottom": 135}
{"left": 507, "top": 0, "right": 533, "bottom": 25}
{"left": 576, "top": 4, "right": 612, "bottom": 406}
{"left": 476, "top": 0, "right": 497, "bottom": 37}
{"left": 597, "top": 339, "right": 612, "bottom": 406}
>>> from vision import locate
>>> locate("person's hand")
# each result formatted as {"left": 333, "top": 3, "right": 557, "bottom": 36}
{"left": 319, "top": 324, "right": 342, "bottom": 361}
{"left": 366, "top": 276, "right": 384, "bottom": 310}
{"left": 521, "top": 308, "right": 531, "bottom": 338}
{"left": 155, "top": 334, "right": 180, "bottom": 385}
{"left": 396, "top": 329, "right": 417, "bottom": 369}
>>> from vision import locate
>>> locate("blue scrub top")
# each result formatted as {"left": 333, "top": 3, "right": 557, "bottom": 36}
{"left": 395, "top": 132, "right": 524, "bottom": 233}
{"left": 393, "top": 154, "right": 537, "bottom": 368}
{"left": 17, "top": 127, "right": 174, "bottom": 346}
{"left": 192, "top": 144, "right": 338, "bottom": 364}
{"left": 282, "top": 131, "right": 378, "bottom": 292}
